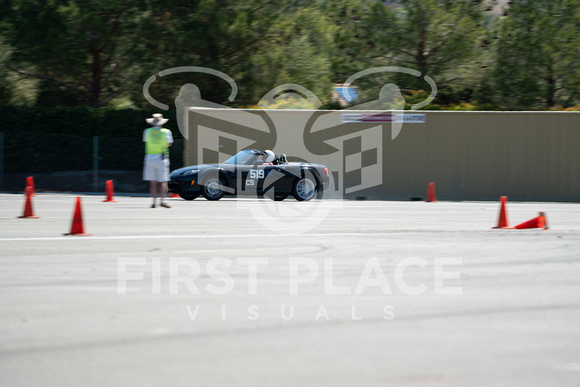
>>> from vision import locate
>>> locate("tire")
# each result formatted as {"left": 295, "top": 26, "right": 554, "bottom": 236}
{"left": 292, "top": 177, "right": 317, "bottom": 201}
{"left": 201, "top": 177, "right": 225, "bottom": 201}
{"left": 179, "top": 193, "right": 199, "bottom": 201}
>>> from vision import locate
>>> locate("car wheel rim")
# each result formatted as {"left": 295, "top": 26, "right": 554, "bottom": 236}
{"left": 205, "top": 179, "right": 222, "bottom": 197}
{"left": 297, "top": 179, "right": 315, "bottom": 200}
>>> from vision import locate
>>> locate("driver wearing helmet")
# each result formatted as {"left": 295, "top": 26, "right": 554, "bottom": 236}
{"left": 261, "top": 150, "right": 275, "bottom": 165}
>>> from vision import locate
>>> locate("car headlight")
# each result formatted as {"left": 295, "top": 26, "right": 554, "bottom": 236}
{"left": 182, "top": 169, "right": 198, "bottom": 176}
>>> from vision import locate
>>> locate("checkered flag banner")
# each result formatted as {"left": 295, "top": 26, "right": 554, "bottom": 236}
{"left": 326, "top": 127, "right": 382, "bottom": 195}
{"left": 303, "top": 111, "right": 384, "bottom": 196}
{"left": 193, "top": 106, "right": 385, "bottom": 198}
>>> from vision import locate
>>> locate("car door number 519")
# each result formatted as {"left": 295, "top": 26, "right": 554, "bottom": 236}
{"left": 250, "top": 169, "right": 265, "bottom": 179}
{"left": 246, "top": 169, "right": 264, "bottom": 186}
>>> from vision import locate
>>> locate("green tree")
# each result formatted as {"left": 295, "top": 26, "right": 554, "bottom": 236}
{"left": 388, "top": 0, "right": 489, "bottom": 100}
{"left": 0, "top": 0, "right": 153, "bottom": 107}
{"left": 250, "top": 5, "right": 336, "bottom": 104}
{"left": 491, "top": 0, "right": 580, "bottom": 109}
{"left": 318, "top": 0, "right": 489, "bottom": 106}
{"left": 0, "top": 37, "right": 38, "bottom": 105}
{"left": 320, "top": 0, "right": 397, "bottom": 82}
{"left": 133, "top": 0, "right": 338, "bottom": 108}
{"left": 152, "top": 0, "right": 282, "bottom": 104}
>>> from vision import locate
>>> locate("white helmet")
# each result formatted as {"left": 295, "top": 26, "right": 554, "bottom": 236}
{"left": 262, "top": 150, "right": 275, "bottom": 163}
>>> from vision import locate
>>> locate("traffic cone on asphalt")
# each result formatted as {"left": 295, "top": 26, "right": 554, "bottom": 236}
{"left": 25, "top": 176, "right": 36, "bottom": 196}
{"left": 493, "top": 196, "right": 509, "bottom": 229}
{"left": 512, "top": 212, "right": 549, "bottom": 230}
{"left": 18, "top": 186, "right": 39, "bottom": 219}
{"left": 64, "top": 197, "right": 91, "bottom": 236}
{"left": 426, "top": 182, "right": 437, "bottom": 202}
{"left": 102, "top": 180, "right": 117, "bottom": 202}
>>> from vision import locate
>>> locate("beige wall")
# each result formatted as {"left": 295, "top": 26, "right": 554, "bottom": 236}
{"left": 389, "top": 111, "right": 579, "bottom": 202}
{"left": 186, "top": 108, "right": 580, "bottom": 202}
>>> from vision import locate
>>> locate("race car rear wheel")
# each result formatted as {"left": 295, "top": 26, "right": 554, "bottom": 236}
{"left": 292, "top": 177, "right": 317, "bottom": 201}
{"left": 201, "top": 177, "right": 225, "bottom": 201}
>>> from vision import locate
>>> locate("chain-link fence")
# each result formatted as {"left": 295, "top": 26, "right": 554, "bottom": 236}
{"left": 0, "top": 131, "right": 184, "bottom": 193}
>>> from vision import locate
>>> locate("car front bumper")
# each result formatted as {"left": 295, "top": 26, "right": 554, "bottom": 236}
{"left": 168, "top": 178, "right": 199, "bottom": 195}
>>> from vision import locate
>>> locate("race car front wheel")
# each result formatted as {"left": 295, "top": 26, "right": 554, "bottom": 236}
{"left": 201, "top": 177, "right": 225, "bottom": 201}
{"left": 292, "top": 177, "right": 317, "bottom": 201}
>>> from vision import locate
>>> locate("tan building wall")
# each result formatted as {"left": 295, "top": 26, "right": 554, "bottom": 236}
{"left": 185, "top": 108, "right": 580, "bottom": 202}
{"left": 370, "top": 110, "right": 580, "bottom": 201}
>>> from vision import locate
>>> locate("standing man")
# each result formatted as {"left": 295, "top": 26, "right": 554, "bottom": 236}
{"left": 143, "top": 113, "right": 173, "bottom": 208}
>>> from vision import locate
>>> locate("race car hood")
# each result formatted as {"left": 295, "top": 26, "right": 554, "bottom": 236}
{"left": 170, "top": 164, "right": 219, "bottom": 176}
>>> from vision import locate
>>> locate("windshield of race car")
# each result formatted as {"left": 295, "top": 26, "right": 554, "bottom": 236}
{"left": 222, "top": 150, "right": 260, "bottom": 165}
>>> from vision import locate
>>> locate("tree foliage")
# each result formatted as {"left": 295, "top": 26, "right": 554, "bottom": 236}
{"left": 1, "top": 0, "right": 152, "bottom": 107}
{"left": 492, "top": 0, "right": 580, "bottom": 109}
{"left": 0, "top": 0, "right": 578, "bottom": 110}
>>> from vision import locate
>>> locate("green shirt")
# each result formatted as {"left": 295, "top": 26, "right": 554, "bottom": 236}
{"left": 144, "top": 127, "right": 172, "bottom": 155}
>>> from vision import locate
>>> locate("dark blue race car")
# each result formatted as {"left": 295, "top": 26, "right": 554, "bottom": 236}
{"left": 168, "top": 149, "right": 331, "bottom": 201}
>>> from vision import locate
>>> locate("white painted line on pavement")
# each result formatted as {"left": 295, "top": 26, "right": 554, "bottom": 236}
{"left": 4, "top": 286, "right": 142, "bottom": 292}
{"left": 0, "top": 232, "right": 391, "bottom": 242}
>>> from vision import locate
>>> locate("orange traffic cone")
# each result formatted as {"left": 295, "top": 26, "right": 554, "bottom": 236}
{"left": 64, "top": 197, "right": 91, "bottom": 236}
{"left": 512, "top": 212, "right": 549, "bottom": 230}
{"left": 102, "top": 180, "right": 117, "bottom": 202}
{"left": 26, "top": 176, "right": 36, "bottom": 196}
{"left": 18, "top": 186, "right": 39, "bottom": 219}
{"left": 493, "top": 196, "right": 509, "bottom": 229}
{"left": 426, "top": 182, "right": 437, "bottom": 202}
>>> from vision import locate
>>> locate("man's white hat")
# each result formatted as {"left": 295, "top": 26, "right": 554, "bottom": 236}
{"left": 146, "top": 113, "right": 169, "bottom": 126}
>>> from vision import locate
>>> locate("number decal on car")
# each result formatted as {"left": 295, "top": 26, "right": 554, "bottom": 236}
{"left": 249, "top": 169, "right": 265, "bottom": 179}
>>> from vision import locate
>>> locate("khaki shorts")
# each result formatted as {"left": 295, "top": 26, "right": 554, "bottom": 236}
{"left": 143, "top": 154, "right": 170, "bottom": 182}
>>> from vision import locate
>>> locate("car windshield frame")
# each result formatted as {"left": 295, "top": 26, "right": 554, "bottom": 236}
{"left": 222, "top": 150, "right": 260, "bottom": 165}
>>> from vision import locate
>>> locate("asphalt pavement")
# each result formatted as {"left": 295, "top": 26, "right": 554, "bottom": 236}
{"left": 1, "top": 192, "right": 579, "bottom": 386}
